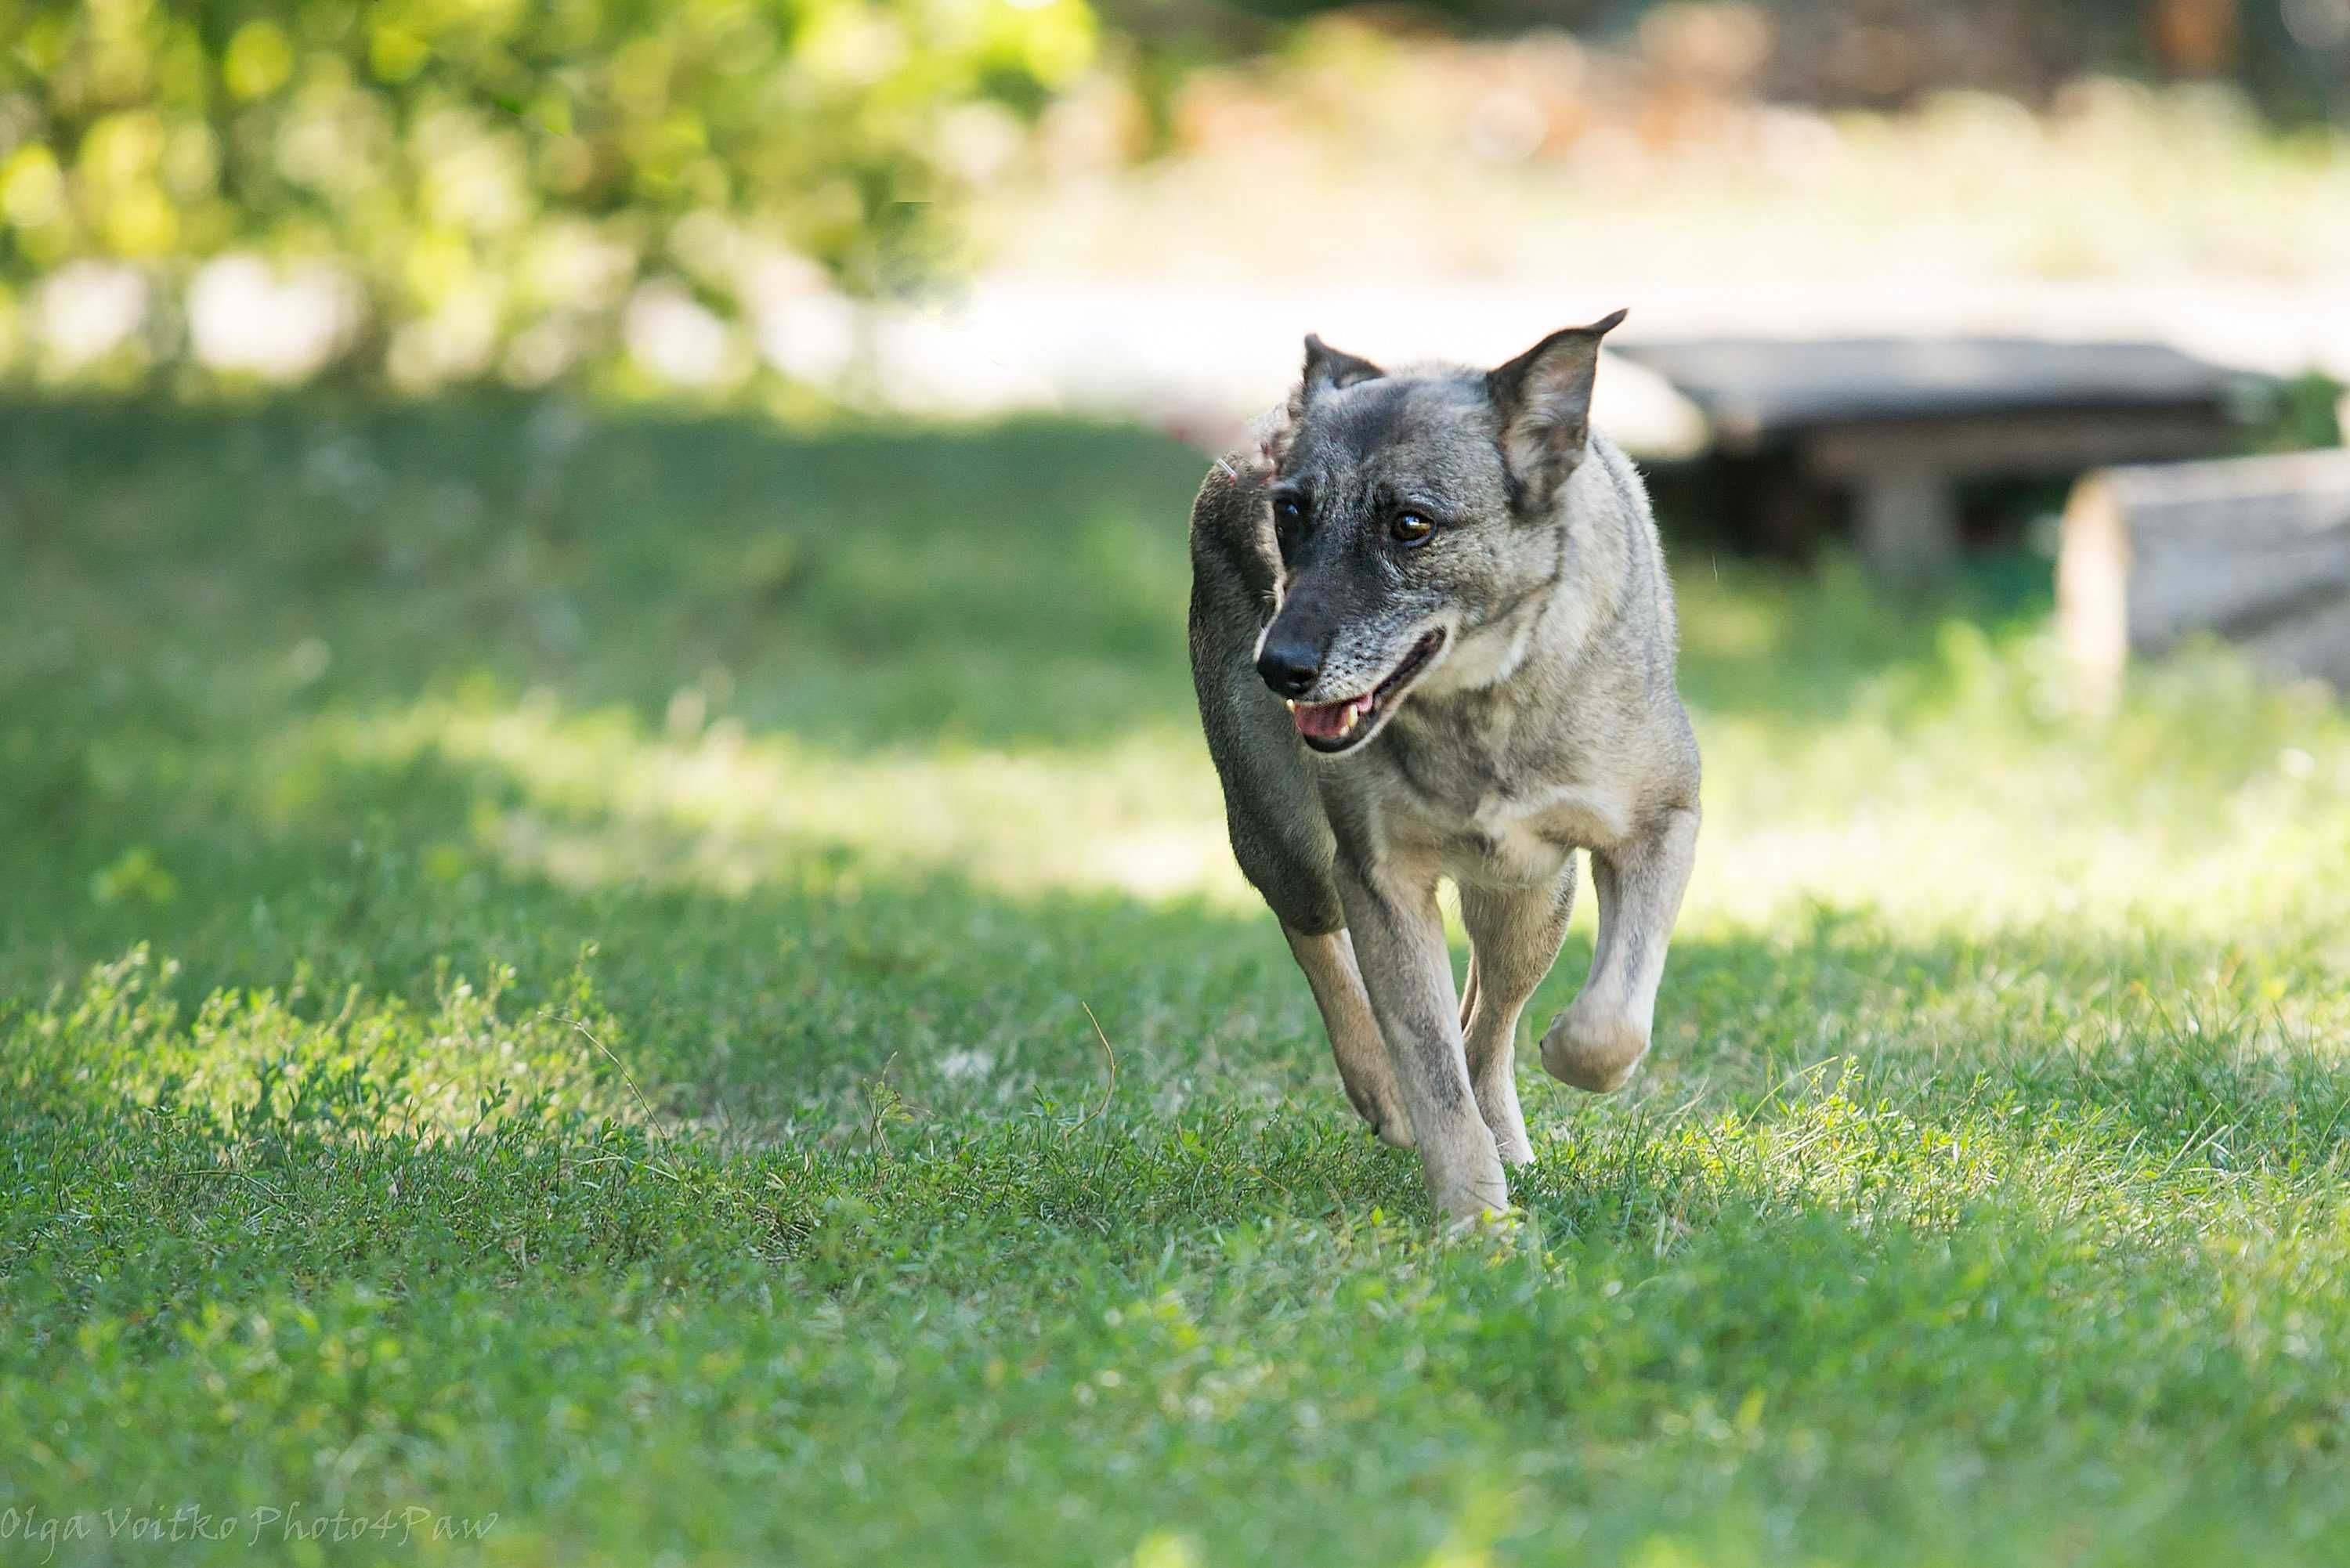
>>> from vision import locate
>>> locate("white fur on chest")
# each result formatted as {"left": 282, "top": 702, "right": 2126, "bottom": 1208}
{"left": 1387, "top": 778, "right": 1634, "bottom": 890}
{"left": 1516, "top": 780, "right": 1635, "bottom": 851}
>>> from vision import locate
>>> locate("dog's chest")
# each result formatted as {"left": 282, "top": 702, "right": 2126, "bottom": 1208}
{"left": 1441, "top": 788, "right": 1629, "bottom": 884}
{"left": 1368, "top": 724, "right": 1632, "bottom": 887}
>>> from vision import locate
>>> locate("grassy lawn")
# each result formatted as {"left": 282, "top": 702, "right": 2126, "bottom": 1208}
{"left": 4, "top": 398, "right": 2349, "bottom": 1566}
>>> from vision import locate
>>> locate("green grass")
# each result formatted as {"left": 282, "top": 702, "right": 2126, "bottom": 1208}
{"left": 4, "top": 397, "right": 2349, "bottom": 1566}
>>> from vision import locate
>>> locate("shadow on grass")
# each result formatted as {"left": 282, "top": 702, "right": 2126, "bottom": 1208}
{"left": 0, "top": 396, "right": 1209, "bottom": 755}
{"left": 11, "top": 711, "right": 2345, "bottom": 1196}
{"left": 0, "top": 394, "right": 2044, "bottom": 776}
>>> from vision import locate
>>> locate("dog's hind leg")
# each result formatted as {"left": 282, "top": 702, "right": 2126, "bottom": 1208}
{"left": 1457, "top": 875, "right": 1577, "bottom": 1167}
{"left": 1542, "top": 807, "right": 1698, "bottom": 1093}
{"left": 1285, "top": 926, "right": 1414, "bottom": 1150}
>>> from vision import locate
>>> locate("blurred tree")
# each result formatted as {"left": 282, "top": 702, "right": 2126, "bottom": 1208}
{"left": 0, "top": 0, "right": 1097, "bottom": 387}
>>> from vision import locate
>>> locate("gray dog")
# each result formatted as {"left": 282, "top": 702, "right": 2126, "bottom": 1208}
{"left": 1188, "top": 313, "right": 1701, "bottom": 1221}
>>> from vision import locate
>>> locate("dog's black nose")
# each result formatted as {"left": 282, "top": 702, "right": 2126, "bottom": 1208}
{"left": 1256, "top": 638, "right": 1321, "bottom": 699}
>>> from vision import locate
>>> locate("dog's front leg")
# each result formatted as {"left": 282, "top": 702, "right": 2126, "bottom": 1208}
{"left": 1335, "top": 858, "right": 1507, "bottom": 1221}
{"left": 1458, "top": 876, "right": 1577, "bottom": 1166}
{"left": 1542, "top": 806, "right": 1699, "bottom": 1092}
{"left": 1282, "top": 925, "right": 1414, "bottom": 1150}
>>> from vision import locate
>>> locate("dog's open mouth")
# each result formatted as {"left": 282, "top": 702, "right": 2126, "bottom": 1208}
{"left": 1287, "top": 630, "right": 1446, "bottom": 754}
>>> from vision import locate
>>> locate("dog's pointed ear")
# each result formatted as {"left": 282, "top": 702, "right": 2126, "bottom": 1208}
{"left": 1300, "top": 334, "right": 1384, "bottom": 401}
{"left": 1486, "top": 309, "right": 1625, "bottom": 508}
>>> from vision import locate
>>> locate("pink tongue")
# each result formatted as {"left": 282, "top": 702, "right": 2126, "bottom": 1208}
{"left": 1292, "top": 698, "right": 1362, "bottom": 741}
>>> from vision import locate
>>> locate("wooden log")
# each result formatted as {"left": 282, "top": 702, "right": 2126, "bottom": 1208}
{"left": 2058, "top": 448, "right": 2350, "bottom": 704}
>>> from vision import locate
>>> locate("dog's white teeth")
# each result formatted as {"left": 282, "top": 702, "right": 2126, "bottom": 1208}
{"left": 1285, "top": 699, "right": 1297, "bottom": 712}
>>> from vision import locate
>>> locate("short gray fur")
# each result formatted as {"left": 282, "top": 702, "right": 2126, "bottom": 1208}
{"left": 1188, "top": 316, "right": 1702, "bottom": 1222}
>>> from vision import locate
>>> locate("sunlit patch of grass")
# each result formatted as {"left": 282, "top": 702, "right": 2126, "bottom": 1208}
{"left": 226, "top": 606, "right": 2350, "bottom": 955}
{"left": 269, "top": 689, "right": 1246, "bottom": 905}
{"left": 1690, "top": 623, "right": 2350, "bottom": 938}
{"left": 14, "top": 945, "right": 639, "bottom": 1140}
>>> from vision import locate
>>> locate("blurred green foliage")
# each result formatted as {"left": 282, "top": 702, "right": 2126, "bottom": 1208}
{"left": 2258, "top": 368, "right": 2350, "bottom": 449}
{"left": 0, "top": 0, "right": 1095, "bottom": 385}
{"left": 2, "top": 1, "right": 2341, "bottom": 390}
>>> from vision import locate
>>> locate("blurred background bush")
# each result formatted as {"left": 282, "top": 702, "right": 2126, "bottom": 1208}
{"left": 0, "top": 0, "right": 1097, "bottom": 391}
{"left": 0, "top": 0, "right": 2345, "bottom": 403}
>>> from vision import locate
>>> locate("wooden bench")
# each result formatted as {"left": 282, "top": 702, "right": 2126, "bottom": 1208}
{"left": 1612, "top": 337, "right": 2265, "bottom": 580}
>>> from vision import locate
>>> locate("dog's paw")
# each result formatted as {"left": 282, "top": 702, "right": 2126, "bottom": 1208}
{"left": 1486, "top": 1122, "right": 1535, "bottom": 1167}
{"left": 1470, "top": 1075, "right": 1532, "bottom": 1166}
{"left": 1431, "top": 1176, "right": 1512, "bottom": 1228}
{"left": 1349, "top": 1089, "right": 1416, "bottom": 1151}
{"left": 1539, "top": 1007, "right": 1649, "bottom": 1093}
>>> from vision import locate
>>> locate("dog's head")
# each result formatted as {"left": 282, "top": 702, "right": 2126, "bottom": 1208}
{"left": 1256, "top": 311, "right": 1625, "bottom": 755}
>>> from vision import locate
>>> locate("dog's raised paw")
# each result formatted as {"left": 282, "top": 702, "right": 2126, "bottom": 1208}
{"left": 1539, "top": 1008, "right": 1650, "bottom": 1094}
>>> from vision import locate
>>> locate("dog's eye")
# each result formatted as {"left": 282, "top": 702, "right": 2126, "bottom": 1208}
{"left": 1274, "top": 497, "right": 1304, "bottom": 524}
{"left": 1390, "top": 511, "right": 1434, "bottom": 546}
